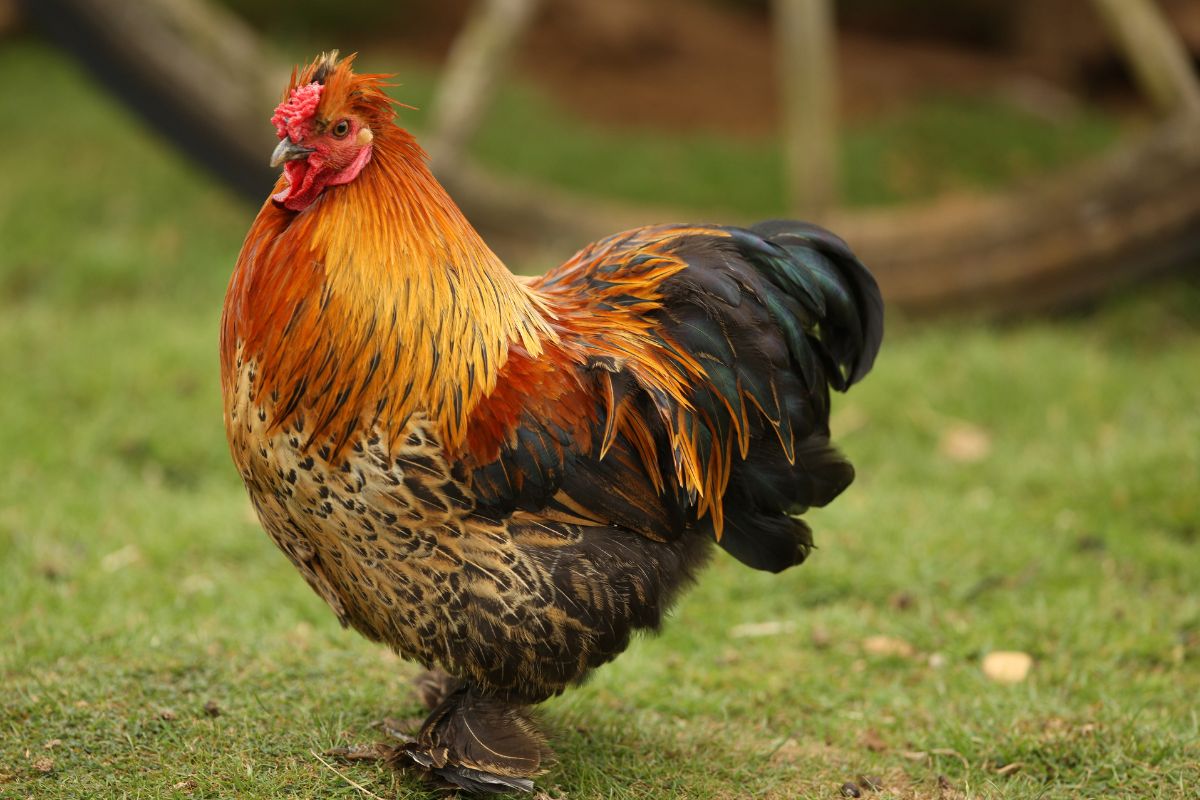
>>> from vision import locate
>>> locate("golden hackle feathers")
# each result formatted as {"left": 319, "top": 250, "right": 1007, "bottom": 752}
{"left": 222, "top": 88, "right": 552, "bottom": 459}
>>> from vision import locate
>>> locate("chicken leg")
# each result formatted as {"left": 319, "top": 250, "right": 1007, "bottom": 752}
{"left": 329, "top": 672, "right": 551, "bottom": 794}
{"left": 396, "top": 684, "right": 552, "bottom": 793}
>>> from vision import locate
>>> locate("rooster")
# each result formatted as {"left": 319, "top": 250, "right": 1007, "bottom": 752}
{"left": 221, "top": 52, "right": 883, "bottom": 793}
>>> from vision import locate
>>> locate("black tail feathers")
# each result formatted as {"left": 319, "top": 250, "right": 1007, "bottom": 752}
{"left": 711, "top": 221, "right": 882, "bottom": 573}
{"left": 747, "top": 220, "right": 884, "bottom": 391}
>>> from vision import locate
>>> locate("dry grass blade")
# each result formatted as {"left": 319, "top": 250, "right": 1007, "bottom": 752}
{"left": 310, "top": 749, "right": 387, "bottom": 800}
{"left": 930, "top": 748, "right": 971, "bottom": 772}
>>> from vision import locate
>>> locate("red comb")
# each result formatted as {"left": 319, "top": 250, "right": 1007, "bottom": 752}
{"left": 272, "top": 82, "right": 324, "bottom": 141}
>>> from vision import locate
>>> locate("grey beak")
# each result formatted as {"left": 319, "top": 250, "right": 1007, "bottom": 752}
{"left": 270, "top": 138, "right": 315, "bottom": 168}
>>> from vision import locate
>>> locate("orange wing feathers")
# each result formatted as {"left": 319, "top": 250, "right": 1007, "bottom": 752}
{"left": 456, "top": 224, "right": 881, "bottom": 570}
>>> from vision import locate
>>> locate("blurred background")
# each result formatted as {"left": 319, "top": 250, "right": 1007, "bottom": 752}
{"left": 2, "top": 1, "right": 1198, "bottom": 797}
{"left": 9, "top": 0, "right": 1200, "bottom": 311}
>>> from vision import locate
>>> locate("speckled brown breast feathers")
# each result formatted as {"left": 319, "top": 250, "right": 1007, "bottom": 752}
{"left": 226, "top": 352, "right": 708, "bottom": 701}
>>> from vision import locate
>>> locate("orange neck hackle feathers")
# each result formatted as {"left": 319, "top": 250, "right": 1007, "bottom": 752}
{"left": 221, "top": 53, "right": 553, "bottom": 457}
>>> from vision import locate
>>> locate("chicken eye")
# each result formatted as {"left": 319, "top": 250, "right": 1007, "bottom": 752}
{"left": 331, "top": 120, "right": 351, "bottom": 139}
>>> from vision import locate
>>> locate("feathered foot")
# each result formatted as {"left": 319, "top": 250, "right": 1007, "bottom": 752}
{"left": 397, "top": 684, "right": 552, "bottom": 794}
{"left": 327, "top": 680, "right": 552, "bottom": 794}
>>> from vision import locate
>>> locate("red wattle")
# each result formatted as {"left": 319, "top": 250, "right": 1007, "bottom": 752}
{"left": 273, "top": 146, "right": 373, "bottom": 212}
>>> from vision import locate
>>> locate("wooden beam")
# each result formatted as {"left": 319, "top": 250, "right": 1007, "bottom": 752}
{"left": 825, "top": 114, "right": 1200, "bottom": 316}
{"left": 425, "top": 0, "right": 542, "bottom": 174}
{"left": 771, "top": 0, "right": 839, "bottom": 218}
{"left": 1090, "top": 0, "right": 1200, "bottom": 118}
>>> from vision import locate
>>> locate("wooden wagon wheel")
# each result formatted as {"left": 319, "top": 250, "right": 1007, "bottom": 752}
{"left": 20, "top": 0, "right": 1200, "bottom": 317}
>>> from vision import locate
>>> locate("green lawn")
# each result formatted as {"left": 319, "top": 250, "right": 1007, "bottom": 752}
{"left": 2, "top": 40, "right": 1198, "bottom": 799}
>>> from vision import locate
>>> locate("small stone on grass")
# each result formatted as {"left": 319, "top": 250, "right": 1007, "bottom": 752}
{"left": 939, "top": 423, "right": 991, "bottom": 463}
{"left": 862, "top": 635, "right": 914, "bottom": 658}
{"left": 860, "top": 728, "right": 888, "bottom": 752}
{"left": 982, "top": 651, "right": 1033, "bottom": 684}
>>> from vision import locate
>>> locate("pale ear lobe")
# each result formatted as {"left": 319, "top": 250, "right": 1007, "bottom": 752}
{"left": 357, "top": 128, "right": 374, "bottom": 146}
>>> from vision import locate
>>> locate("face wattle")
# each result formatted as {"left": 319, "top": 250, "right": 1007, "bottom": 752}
{"left": 270, "top": 78, "right": 376, "bottom": 212}
{"left": 273, "top": 157, "right": 322, "bottom": 211}
{"left": 272, "top": 144, "right": 374, "bottom": 212}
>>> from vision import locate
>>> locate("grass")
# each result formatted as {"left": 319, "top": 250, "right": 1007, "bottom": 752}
{"left": 2, "top": 39, "right": 1198, "bottom": 798}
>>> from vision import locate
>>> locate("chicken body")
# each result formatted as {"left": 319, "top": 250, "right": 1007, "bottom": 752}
{"left": 225, "top": 403, "right": 707, "bottom": 704}
{"left": 222, "top": 53, "right": 883, "bottom": 792}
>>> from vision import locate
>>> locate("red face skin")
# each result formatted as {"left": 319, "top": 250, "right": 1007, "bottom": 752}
{"left": 273, "top": 116, "right": 374, "bottom": 212}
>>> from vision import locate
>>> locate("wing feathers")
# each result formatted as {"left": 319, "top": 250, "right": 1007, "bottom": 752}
{"left": 457, "top": 222, "right": 882, "bottom": 572}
